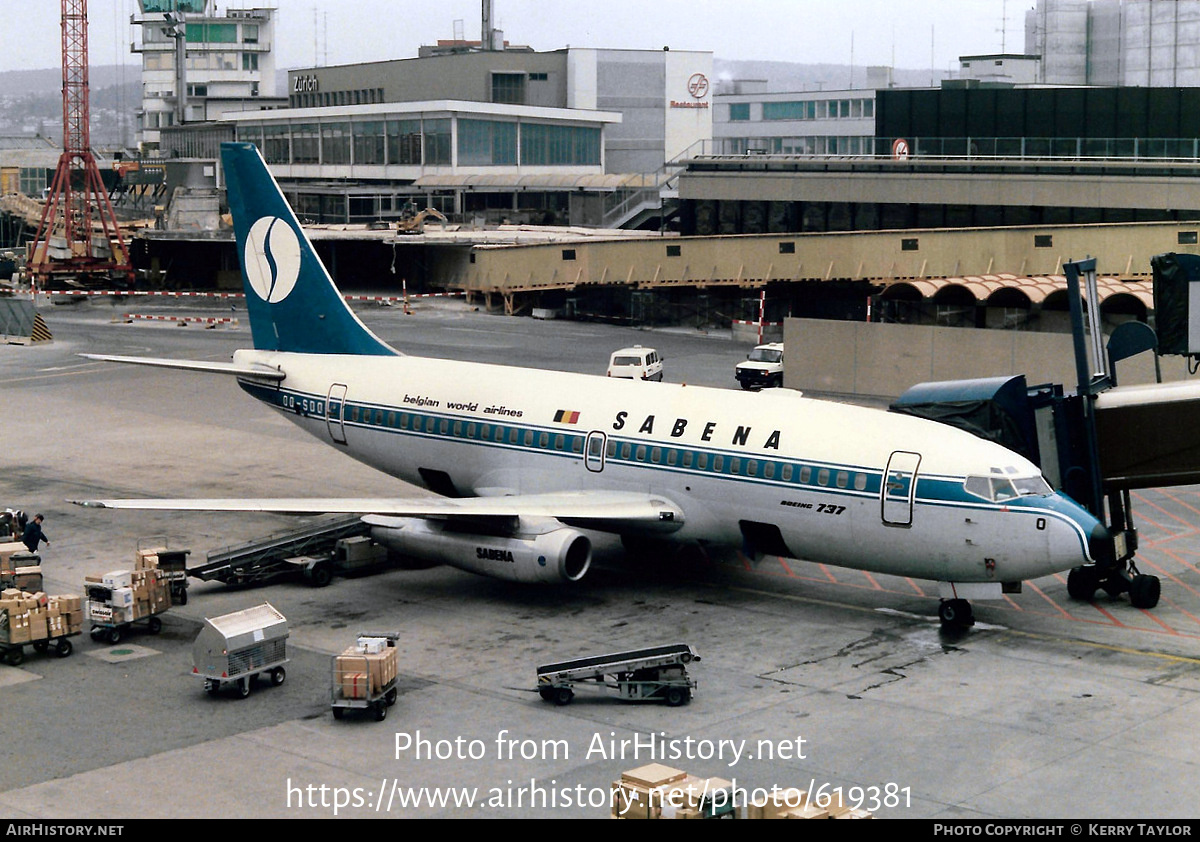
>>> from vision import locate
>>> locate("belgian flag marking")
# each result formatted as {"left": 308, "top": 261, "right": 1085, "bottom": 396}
{"left": 554, "top": 409, "right": 580, "bottom": 424}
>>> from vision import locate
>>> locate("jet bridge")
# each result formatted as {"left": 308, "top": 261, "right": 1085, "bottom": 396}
{"left": 890, "top": 256, "right": 1200, "bottom": 613}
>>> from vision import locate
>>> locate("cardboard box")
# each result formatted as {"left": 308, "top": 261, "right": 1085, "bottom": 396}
{"left": 28, "top": 611, "right": 47, "bottom": 641}
{"left": 136, "top": 548, "right": 164, "bottom": 570}
{"left": 337, "top": 646, "right": 397, "bottom": 694}
{"left": 610, "top": 782, "right": 660, "bottom": 820}
{"left": 341, "top": 671, "right": 369, "bottom": 699}
{"left": 621, "top": 764, "right": 688, "bottom": 789}
{"left": 52, "top": 595, "right": 82, "bottom": 614}
{"left": 745, "top": 787, "right": 811, "bottom": 820}
{"left": 834, "top": 808, "right": 873, "bottom": 819}
{"left": 784, "top": 804, "right": 831, "bottom": 819}
{"left": 357, "top": 636, "right": 388, "bottom": 654}
{"left": 102, "top": 570, "right": 132, "bottom": 589}
{"left": 2, "top": 611, "right": 32, "bottom": 644}
{"left": 13, "top": 567, "right": 42, "bottom": 591}
{"left": 660, "top": 804, "right": 704, "bottom": 820}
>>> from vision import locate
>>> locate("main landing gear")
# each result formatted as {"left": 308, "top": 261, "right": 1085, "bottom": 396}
{"left": 937, "top": 599, "right": 975, "bottom": 630}
{"left": 1067, "top": 562, "right": 1160, "bottom": 609}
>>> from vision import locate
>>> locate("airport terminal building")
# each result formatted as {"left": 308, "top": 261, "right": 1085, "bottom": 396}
{"left": 210, "top": 47, "right": 713, "bottom": 228}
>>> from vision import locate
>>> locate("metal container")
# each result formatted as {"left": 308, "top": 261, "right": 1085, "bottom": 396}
{"left": 192, "top": 602, "right": 289, "bottom": 698}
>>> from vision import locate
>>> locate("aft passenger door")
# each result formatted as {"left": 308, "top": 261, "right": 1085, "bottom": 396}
{"left": 882, "top": 451, "right": 921, "bottom": 527}
{"left": 584, "top": 431, "right": 607, "bottom": 473}
{"left": 326, "top": 383, "right": 348, "bottom": 445}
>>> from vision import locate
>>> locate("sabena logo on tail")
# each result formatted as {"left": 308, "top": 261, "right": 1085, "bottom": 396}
{"left": 244, "top": 216, "right": 301, "bottom": 303}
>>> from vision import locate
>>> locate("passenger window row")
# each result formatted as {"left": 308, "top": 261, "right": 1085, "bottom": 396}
{"left": 339, "top": 402, "right": 877, "bottom": 491}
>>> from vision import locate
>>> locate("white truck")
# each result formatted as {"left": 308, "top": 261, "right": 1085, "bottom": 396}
{"left": 735, "top": 342, "right": 784, "bottom": 389}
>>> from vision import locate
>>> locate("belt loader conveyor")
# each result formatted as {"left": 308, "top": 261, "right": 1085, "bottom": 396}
{"left": 536, "top": 643, "right": 699, "bottom": 707}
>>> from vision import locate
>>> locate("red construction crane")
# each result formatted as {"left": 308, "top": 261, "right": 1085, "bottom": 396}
{"left": 30, "top": 0, "right": 133, "bottom": 289}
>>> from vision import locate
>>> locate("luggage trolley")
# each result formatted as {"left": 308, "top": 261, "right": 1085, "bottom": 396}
{"left": 536, "top": 643, "right": 700, "bottom": 707}
{"left": 192, "top": 603, "right": 289, "bottom": 699}
{"left": 330, "top": 631, "right": 400, "bottom": 722}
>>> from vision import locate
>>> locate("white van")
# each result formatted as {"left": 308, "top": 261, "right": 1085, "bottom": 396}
{"left": 735, "top": 342, "right": 784, "bottom": 389}
{"left": 607, "top": 345, "right": 664, "bottom": 381}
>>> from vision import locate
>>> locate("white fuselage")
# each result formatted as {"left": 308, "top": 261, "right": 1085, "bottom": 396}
{"left": 234, "top": 349, "right": 1103, "bottom": 585}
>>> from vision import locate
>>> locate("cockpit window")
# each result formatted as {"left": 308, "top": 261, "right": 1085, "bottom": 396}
{"left": 965, "top": 473, "right": 1053, "bottom": 502}
{"left": 1013, "top": 476, "right": 1052, "bottom": 496}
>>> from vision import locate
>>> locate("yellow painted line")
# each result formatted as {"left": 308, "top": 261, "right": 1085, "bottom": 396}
{"left": 1000, "top": 627, "right": 1200, "bottom": 666}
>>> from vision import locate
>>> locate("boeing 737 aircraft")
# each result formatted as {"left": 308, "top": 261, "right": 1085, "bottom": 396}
{"left": 74, "top": 142, "right": 1114, "bottom": 628}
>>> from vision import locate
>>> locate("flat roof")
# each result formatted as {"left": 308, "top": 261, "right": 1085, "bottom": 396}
{"left": 220, "top": 100, "right": 623, "bottom": 126}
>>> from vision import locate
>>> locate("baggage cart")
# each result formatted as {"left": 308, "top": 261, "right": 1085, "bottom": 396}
{"left": 192, "top": 602, "right": 289, "bottom": 699}
{"left": 330, "top": 631, "right": 400, "bottom": 721}
{"left": 136, "top": 540, "right": 191, "bottom": 606}
{"left": 536, "top": 643, "right": 700, "bottom": 707}
{"left": 0, "top": 542, "right": 41, "bottom": 592}
{"left": 0, "top": 630, "right": 79, "bottom": 666}
{"left": 0, "top": 592, "right": 81, "bottom": 666}
{"left": 85, "top": 575, "right": 172, "bottom": 645}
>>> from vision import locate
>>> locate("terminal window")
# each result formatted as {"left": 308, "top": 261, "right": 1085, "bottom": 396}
{"left": 492, "top": 72, "right": 526, "bottom": 105}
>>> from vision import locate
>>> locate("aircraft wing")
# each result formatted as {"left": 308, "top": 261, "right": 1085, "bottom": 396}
{"left": 68, "top": 490, "right": 685, "bottom": 534}
{"left": 79, "top": 353, "right": 285, "bottom": 381}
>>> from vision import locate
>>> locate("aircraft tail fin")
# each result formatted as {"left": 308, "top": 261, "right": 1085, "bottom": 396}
{"left": 221, "top": 141, "right": 396, "bottom": 356}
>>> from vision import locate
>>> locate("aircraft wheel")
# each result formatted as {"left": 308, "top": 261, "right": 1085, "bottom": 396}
{"left": 1067, "top": 566, "right": 1097, "bottom": 602}
{"left": 1102, "top": 577, "right": 1126, "bottom": 598}
{"left": 938, "top": 599, "right": 974, "bottom": 628}
{"left": 1129, "top": 574, "right": 1161, "bottom": 609}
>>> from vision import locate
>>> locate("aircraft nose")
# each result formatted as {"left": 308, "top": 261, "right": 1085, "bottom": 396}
{"left": 1088, "top": 521, "right": 1114, "bottom": 566}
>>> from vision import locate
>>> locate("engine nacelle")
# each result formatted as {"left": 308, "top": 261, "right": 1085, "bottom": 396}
{"left": 368, "top": 517, "right": 592, "bottom": 584}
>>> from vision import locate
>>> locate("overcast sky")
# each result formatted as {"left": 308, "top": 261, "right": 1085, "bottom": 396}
{"left": 2, "top": 0, "right": 1024, "bottom": 76}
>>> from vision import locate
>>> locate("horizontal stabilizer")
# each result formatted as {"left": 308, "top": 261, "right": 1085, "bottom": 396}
{"left": 78, "top": 353, "right": 285, "bottom": 381}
